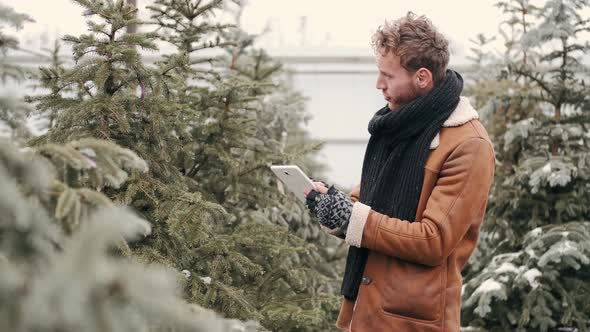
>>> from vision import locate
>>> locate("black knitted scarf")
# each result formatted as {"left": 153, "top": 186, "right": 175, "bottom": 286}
{"left": 341, "top": 69, "right": 464, "bottom": 301}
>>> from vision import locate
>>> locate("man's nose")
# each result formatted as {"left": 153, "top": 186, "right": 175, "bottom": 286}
{"left": 376, "top": 78, "right": 385, "bottom": 90}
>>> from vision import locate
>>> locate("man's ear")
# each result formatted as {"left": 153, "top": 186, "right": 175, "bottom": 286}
{"left": 415, "top": 68, "right": 433, "bottom": 89}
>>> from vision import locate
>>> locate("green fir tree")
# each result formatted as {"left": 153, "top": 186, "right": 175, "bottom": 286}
{"left": 0, "top": 136, "right": 235, "bottom": 331}
{"left": 0, "top": 4, "right": 34, "bottom": 139}
{"left": 0, "top": 4, "right": 263, "bottom": 330}
{"left": 28, "top": 1, "right": 343, "bottom": 331}
{"left": 147, "top": 1, "right": 343, "bottom": 330}
{"left": 462, "top": 1, "right": 590, "bottom": 331}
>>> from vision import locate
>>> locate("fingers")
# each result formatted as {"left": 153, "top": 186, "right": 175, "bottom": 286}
{"left": 313, "top": 181, "right": 329, "bottom": 194}
{"left": 304, "top": 182, "right": 328, "bottom": 198}
{"left": 310, "top": 178, "right": 330, "bottom": 188}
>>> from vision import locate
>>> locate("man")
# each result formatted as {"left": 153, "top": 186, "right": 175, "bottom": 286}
{"left": 304, "top": 12, "right": 495, "bottom": 332}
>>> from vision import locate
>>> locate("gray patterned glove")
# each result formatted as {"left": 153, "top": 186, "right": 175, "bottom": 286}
{"left": 305, "top": 185, "right": 353, "bottom": 231}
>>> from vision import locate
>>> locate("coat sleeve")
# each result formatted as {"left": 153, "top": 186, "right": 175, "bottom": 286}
{"left": 344, "top": 138, "right": 495, "bottom": 266}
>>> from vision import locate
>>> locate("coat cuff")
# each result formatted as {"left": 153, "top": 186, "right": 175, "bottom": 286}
{"left": 345, "top": 201, "right": 371, "bottom": 247}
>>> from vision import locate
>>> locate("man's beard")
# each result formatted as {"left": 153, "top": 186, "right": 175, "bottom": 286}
{"left": 389, "top": 87, "right": 420, "bottom": 111}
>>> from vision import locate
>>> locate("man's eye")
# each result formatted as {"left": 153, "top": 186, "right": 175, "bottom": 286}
{"left": 378, "top": 72, "right": 392, "bottom": 80}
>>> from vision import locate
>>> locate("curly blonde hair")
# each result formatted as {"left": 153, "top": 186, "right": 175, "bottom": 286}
{"left": 372, "top": 12, "right": 449, "bottom": 83}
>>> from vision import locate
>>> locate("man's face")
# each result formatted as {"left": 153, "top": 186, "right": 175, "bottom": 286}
{"left": 375, "top": 52, "right": 420, "bottom": 111}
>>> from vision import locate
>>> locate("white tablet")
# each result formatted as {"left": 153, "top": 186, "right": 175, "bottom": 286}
{"left": 270, "top": 165, "right": 317, "bottom": 203}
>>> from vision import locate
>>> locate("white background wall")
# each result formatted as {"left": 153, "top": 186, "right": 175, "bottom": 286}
{"left": 287, "top": 62, "right": 381, "bottom": 188}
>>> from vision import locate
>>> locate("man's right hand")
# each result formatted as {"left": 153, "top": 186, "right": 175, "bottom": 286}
{"left": 304, "top": 181, "right": 329, "bottom": 197}
{"left": 304, "top": 183, "right": 354, "bottom": 231}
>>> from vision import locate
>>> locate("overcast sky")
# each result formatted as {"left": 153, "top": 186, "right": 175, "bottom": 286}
{"left": 240, "top": 0, "right": 501, "bottom": 51}
{"left": 4, "top": 0, "right": 510, "bottom": 62}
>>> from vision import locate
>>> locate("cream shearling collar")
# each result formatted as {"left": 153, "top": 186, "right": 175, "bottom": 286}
{"left": 429, "top": 96, "right": 479, "bottom": 149}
